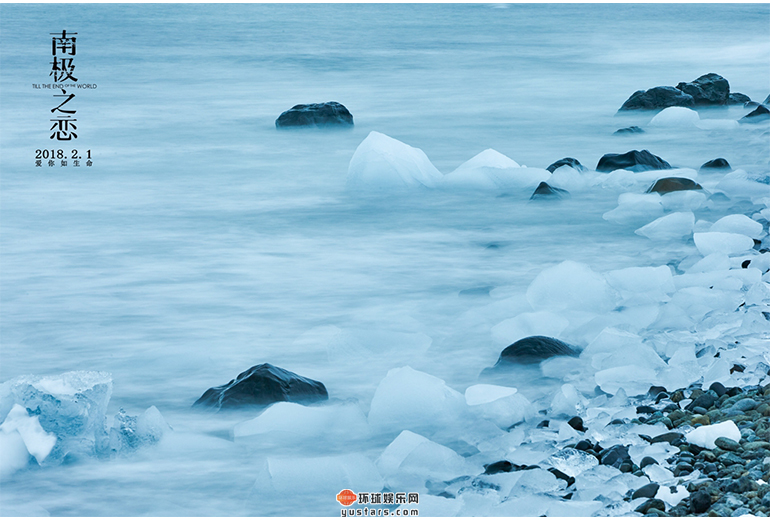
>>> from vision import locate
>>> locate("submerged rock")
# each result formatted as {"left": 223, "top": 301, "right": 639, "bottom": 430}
{"left": 545, "top": 157, "right": 585, "bottom": 173}
{"left": 275, "top": 101, "right": 354, "bottom": 128}
{"left": 675, "top": 73, "right": 730, "bottom": 106}
{"left": 700, "top": 158, "right": 731, "bottom": 171}
{"left": 727, "top": 92, "right": 751, "bottom": 105}
{"left": 596, "top": 150, "right": 671, "bottom": 172}
{"left": 492, "top": 336, "right": 580, "bottom": 367}
{"left": 530, "top": 182, "right": 569, "bottom": 200}
{"left": 614, "top": 126, "right": 645, "bottom": 135}
{"left": 740, "top": 104, "right": 770, "bottom": 124}
{"left": 646, "top": 177, "right": 703, "bottom": 194}
{"left": 193, "top": 363, "right": 328, "bottom": 411}
{"left": 619, "top": 86, "right": 694, "bottom": 111}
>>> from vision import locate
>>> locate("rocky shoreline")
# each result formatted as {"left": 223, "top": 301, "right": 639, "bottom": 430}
{"left": 636, "top": 382, "right": 770, "bottom": 517}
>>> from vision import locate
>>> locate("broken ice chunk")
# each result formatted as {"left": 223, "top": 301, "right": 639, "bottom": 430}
{"left": 0, "top": 371, "right": 112, "bottom": 460}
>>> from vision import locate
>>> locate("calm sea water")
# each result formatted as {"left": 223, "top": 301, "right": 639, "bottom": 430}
{"left": 1, "top": 3, "right": 769, "bottom": 516}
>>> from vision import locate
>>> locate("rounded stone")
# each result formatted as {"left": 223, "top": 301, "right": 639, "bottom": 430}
{"left": 715, "top": 437, "right": 741, "bottom": 451}
{"left": 690, "top": 490, "right": 712, "bottom": 514}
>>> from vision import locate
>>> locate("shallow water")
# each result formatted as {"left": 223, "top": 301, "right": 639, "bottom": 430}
{"left": 1, "top": 3, "right": 769, "bottom": 516}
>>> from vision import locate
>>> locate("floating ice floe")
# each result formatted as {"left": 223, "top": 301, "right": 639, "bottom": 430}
{"left": 0, "top": 371, "right": 112, "bottom": 462}
{"left": 367, "top": 367, "right": 466, "bottom": 436}
{"left": 684, "top": 420, "right": 741, "bottom": 449}
{"left": 649, "top": 107, "right": 700, "bottom": 128}
{"left": 526, "top": 260, "right": 617, "bottom": 314}
{"left": 635, "top": 211, "right": 695, "bottom": 241}
{"left": 108, "top": 406, "right": 170, "bottom": 456}
{"left": 347, "top": 131, "right": 443, "bottom": 190}
{"left": 604, "top": 265, "right": 674, "bottom": 306}
{"left": 0, "top": 404, "right": 57, "bottom": 479}
{"left": 660, "top": 190, "right": 707, "bottom": 212}
{"left": 0, "top": 371, "right": 169, "bottom": 476}
{"left": 548, "top": 165, "right": 596, "bottom": 192}
{"left": 376, "top": 430, "right": 481, "bottom": 491}
{"left": 465, "top": 384, "right": 534, "bottom": 428}
{"left": 442, "top": 149, "right": 548, "bottom": 190}
{"left": 253, "top": 454, "right": 383, "bottom": 496}
{"left": 694, "top": 231, "right": 755, "bottom": 256}
{"left": 603, "top": 193, "right": 664, "bottom": 225}
{"left": 709, "top": 214, "right": 764, "bottom": 239}
{"left": 233, "top": 401, "right": 369, "bottom": 441}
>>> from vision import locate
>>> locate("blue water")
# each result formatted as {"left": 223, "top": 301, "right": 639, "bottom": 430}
{"left": 1, "top": 3, "right": 769, "bottom": 516}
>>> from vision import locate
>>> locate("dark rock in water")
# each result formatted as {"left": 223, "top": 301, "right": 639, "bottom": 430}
{"left": 632, "top": 483, "right": 660, "bottom": 500}
{"left": 547, "top": 468, "right": 575, "bottom": 487}
{"left": 675, "top": 73, "right": 730, "bottom": 105}
{"left": 546, "top": 157, "right": 585, "bottom": 173}
{"left": 614, "top": 126, "right": 645, "bottom": 135}
{"left": 619, "top": 86, "right": 694, "bottom": 111}
{"left": 686, "top": 393, "right": 716, "bottom": 411}
{"left": 537, "top": 419, "right": 550, "bottom": 428}
{"left": 493, "top": 336, "right": 580, "bottom": 367}
{"left": 596, "top": 150, "right": 671, "bottom": 173}
{"left": 636, "top": 405, "right": 656, "bottom": 414}
{"left": 483, "top": 460, "right": 513, "bottom": 475}
{"left": 709, "top": 382, "right": 727, "bottom": 397}
{"left": 651, "top": 432, "right": 684, "bottom": 445}
{"left": 728, "top": 92, "right": 751, "bottom": 105}
{"left": 574, "top": 439, "right": 593, "bottom": 452}
{"left": 646, "top": 177, "right": 703, "bottom": 194}
{"left": 700, "top": 158, "right": 731, "bottom": 171}
{"left": 193, "top": 363, "right": 329, "bottom": 411}
{"left": 600, "top": 445, "right": 630, "bottom": 468}
{"left": 568, "top": 416, "right": 586, "bottom": 432}
{"left": 740, "top": 104, "right": 770, "bottom": 124}
{"left": 275, "top": 101, "right": 354, "bottom": 128}
{"left": 636, "top": 498, "right": 666, "bottom": 514}
{"left": 689, "top": 490, "right": 712, "bottom": 514}
{"left": 530, "top": 182, "right": 569, "bottom": 200}
{"left": 647, "top": 385, "right": 667, "bottom": 398}
{"left": 639, "top": 456, "right": 658, "bottom": 468}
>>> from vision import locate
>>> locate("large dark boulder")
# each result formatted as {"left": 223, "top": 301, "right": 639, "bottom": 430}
{"left": 619, "top": 86, "right": 694, "bottom": 111}
{"left": 275, "top": 101, "right": 354, "bottom": 128}
{"left": 596, "top": 150, "right": 671, "bottom": 173}
{"left": 193, "top": 363, "right": 329, "bottom": 411}
{"left": 740, "top": 104, "right": 770, "bottom": 124}
{"left": 492, "top": 336, "right": 580, "bottom": 367}
{"left": 675, "top": 73, "right": 730, "bottom": 105}
{"left": 727, "top": 92, "right": 751, "bottom": 105}
{"left": 700, "top": 158, "right": 731, "bottom": 171}
{"left": 530, "top": 182, "right": 569, "bottom": 200}
{"left": 546, "top": 157, "right": 586, "bottom": 173}
{"left": 646, "top": 177, "right": 703, "bottom": 194}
